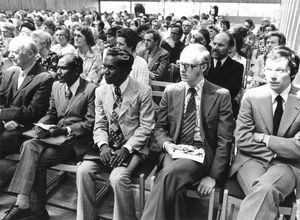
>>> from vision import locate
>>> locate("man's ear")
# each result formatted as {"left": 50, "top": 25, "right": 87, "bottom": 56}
{"left": 201, "top": 63, "right": 209, "bottom": 72}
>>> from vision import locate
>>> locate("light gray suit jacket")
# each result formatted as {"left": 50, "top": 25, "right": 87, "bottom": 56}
{"left": 230, "top": 84, "right": 300, "bottom": 198}
{"left": 93, "top": 77, "right": 155, "bottom": 157}
{"left": 154, "top": 80, "right": 234, "bottom": 183}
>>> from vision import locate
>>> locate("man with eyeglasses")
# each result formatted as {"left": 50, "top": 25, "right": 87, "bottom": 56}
{"left": 2, "top": 53, "right": 96, "bottom": 220}
{"left": 161, "top": 24, "right": 185, "bottom": 64}
{"left": 230, "top": 46, "right": 300, "bottom": 220}
{"left": 76, "top": 47, "right": 155, "bottom": 220}
{"left": 141, "top": 44, "right": 234, "bottom": 220}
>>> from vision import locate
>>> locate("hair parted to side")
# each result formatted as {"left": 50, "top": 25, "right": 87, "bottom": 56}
{"left": 267, "top": 45, "right": 300, "bottom": 81}
{"left": 31, "top": 29, "right": 52, "bottom": 50}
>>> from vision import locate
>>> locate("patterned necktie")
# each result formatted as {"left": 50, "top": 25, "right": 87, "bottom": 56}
{"left": 109, "top": 87, "right": 125, "bottom": 149}
{"left": 179, "top": 87, "right": 197, "bottom": 145}
{"left": 273, "top": 95, "right": 283, "bottom": 135}
{"left": 65, "top": 87, "right": 72, "bottom": 105}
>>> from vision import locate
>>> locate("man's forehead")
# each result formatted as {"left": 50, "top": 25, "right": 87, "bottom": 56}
{"left": 266, "top": 56, "right": 289, "bottom": 67}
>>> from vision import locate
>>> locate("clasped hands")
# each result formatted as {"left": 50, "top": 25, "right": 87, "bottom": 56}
{"left": 35, "top": 125, "right": 67, "bottom": 138}
{"left": 99, "top": 144, "right": 129, "bottom": 168}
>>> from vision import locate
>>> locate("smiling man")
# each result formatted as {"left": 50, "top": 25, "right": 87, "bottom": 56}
{"left": 2, "top": 53, "right": 96, "bottom": 220}
{"left": 141, "top": 44, "right": 234, "bottom": 220}
{"left": 230, "top": 46, "right": 300, "bottom": 220}
{"left": 76, "top": 47, "right": 155, "bottom": 220}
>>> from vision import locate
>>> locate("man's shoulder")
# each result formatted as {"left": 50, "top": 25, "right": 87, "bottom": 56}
{"left": 204, "top": 80, "right": 230, "bottom": 95}
{"left": 243, "top": 85, "right": 269, "bottom": 99}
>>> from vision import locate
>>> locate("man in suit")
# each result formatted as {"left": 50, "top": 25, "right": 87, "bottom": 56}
{"left": 181, "top": 20, "right": 193, "bottom": 45}
{"left": 141, "top": 44, "right": 234, "bottom": 220}
{"left": 0, "top": 35, "right": 53, "bottom": 158}
{"left": 206, "top": 32, "right": 244, "bottom": 118}
{"left": 2, "top": 54, "right": 96, "bottom": 220}
{"left": 230, "top": 46, "right": 300, "bottom": 220}
{"left": 76, "top": 47, "right": 155, "bottom": 220}
{"left": 139, "top": 29, "right": 170, "bottom": 81}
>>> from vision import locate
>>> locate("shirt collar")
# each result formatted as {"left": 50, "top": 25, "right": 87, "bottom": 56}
{"left": 213, "top": 56, "right": 228, "bottom": 68}
{"left": 270, "top": 84, "right": 291, "bottom": 104}
{"left": 75, "top": 48, "right": 95, "bottom": 58}
{"left": 184, "top": 79, "right": 204, "bottom": 96}
{"left": 112, "top": 77, "right": 129, "bottom": 96}
{"left": 66, "top": 77, "right": 80, "bottom": 96}
{"left": 22, "top": 61, "right": 36, "bottom": 76}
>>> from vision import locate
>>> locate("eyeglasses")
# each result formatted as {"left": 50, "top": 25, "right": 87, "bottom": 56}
{"left": 176, "top": 61, "right": 205, "bottom": 71}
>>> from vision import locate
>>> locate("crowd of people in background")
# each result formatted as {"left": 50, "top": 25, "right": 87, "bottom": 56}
{"left": 0, "top": 4, "right": 299, "bottom": 220}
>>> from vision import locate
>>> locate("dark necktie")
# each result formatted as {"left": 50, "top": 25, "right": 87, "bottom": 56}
{"left": 182, "top": 34, "right": 187, "bottom": 44}
{"left": 109, "top": 87, "right": 125, "bottom": 149}
{"left": 273, "top": 95, "right": 283, "bottom": 135}
{"left": 215, "top": 60, "right": 222, "bottom": 70}
{"left": 179, "top": 87, "right": 197, "bottom": 145}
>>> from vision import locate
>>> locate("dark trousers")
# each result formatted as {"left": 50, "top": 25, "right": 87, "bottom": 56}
{"left": 8, "top": 138, "right": 76, "bottom": 213}
{"left": 141, "top": 153, "right": 210, "bottom": 220}
{"left": 0, "top": 129, "right": 27, "bottom": 159}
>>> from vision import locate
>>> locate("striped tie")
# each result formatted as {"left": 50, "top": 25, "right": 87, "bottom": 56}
{"left": 179, "top": 87, "right": 196, "bottom": 145}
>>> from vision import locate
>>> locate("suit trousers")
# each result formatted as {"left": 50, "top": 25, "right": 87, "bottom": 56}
{"left": 0, "top": 129, "right": 26, "bottom": 159}
{"left": 76, "top": 154, "right": 141, "bottom": 220}
{"left": 141, "top": 153, "right": 209, "bottom": 220}
{"left": 8, "top": 138, "right": 76, "bottom": 213}
{"left": 236, "top": 159, "right": 296, "bottom": 220}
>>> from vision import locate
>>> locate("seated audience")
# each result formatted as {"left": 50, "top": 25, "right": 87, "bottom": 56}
{"left": 2, "top": 53, "right": 96, "bottom": 220}
{"left": 0, "top": 35, "right": 53, "bottom": 159}
{"left": 141, "top": 44, "right": 234, "bottom": 220}
{"left": 230, "top": 46, "right": 300, "bottom": 220}
{"left": 76, "top": 47, "right": 155, "bottom": 220}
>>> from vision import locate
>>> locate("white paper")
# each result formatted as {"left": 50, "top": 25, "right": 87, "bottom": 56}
{"left": 34, "top": 123, "right": 56, "bottom": 131}
{"left": 172, "top": 145, "right": 205, "bottom": 163}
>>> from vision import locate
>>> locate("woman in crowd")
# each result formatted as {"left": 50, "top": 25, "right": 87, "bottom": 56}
{"left": 50, "top": 26, "right": 75, "bottom": 56}
{"left": 73, "top": 25, "right": 102, "bottom": 84}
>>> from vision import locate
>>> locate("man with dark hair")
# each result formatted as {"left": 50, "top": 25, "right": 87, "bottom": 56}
{"left": 77, "top": 47, "right": 155, "bottom": 220}
{"left": 2, "top": 53, "right": 96, "bottom": 220}
{"left": 161, "top": 24, "right": 185, "bottom": 64}
{"left": 0, "top": 35, "right": 53, "bottom": 158}
{"left": 220, "top": 19, "right": 230, "bottom": 32}
{"left": 206, "top": 31, "right": 244, "bottom": 118}
{"left": 116, "top": 28, "right": 150, "bottom": 85}
{"left": 230, "top": 46, "right": 300, "bottom": 220}
{"left": 141, "top": 44, "right": 234, "bottom": 220}
{"left": 139, "top": 29, "right": 170, "bottom": 81}
{"left": 252, "top": 31, "right": 287, "bottom": 86}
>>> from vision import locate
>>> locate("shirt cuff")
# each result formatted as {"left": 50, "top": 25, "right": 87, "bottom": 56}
{"left": 97, "top": 141, "right": 108, "bottom": 150}
{"left": 66, "top": 126, "right": 72, "bottom": 136}
{"left": 123, "top": 144, "right": 133, "bottom": 154}
{"left": 263, "top": 135, "right": 270, "bottom": 147}
{"left": 163, "top": 141, "right": 172, "bottom": 151}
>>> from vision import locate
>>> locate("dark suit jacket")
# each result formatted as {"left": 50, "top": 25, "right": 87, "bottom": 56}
{"left": 206, "top": 57, "right": 244, "bottom": 117}
{"left": 38, "top": 78, "right": 96, "bottom": 160}
{"left": 0, "top": 62, "right": 53, "bottom": 127}
{"left": 230, "top": 85, "right": 300, "bottom": 198}
{"left": 139, "top": 46, "right": 170, "bottom": 81}
{"left": 161, "top": 40, "right": 185, "bottom": 64}
{"left": 154, "top": 80, "right": 234, "bottom": 183}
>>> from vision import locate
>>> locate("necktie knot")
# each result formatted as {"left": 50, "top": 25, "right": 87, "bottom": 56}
{"left": 276, "top": 95, "right": 283, "bottom": 104}
{"left": 115, "top": 86, "right": 121, "bottom": 98}
{"left": 65, "top": 87, "right": 72, "bottom": 100}
{"left": 188, "top": 87, "right": 196, "bottom": 96}
{"left": 215, "top": 60, "right": 222, "bottom": 69}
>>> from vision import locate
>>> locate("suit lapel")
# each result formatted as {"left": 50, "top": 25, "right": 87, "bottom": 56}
{"left": 102, "top": 85, "right": 114, "bottom": 123}
{"left": 119, "top": 78, "right": 138, "bottom": 118}
{"left": 278, "top": 86, "right": 300, "bottom": 136}
{"left": 173, "top": 83, "right": 185, "bottom": 141}
{"left": 202, "top": 80, "right": 218, "bottom": 118}
{"left": 148, "top": 47, "right": 159, "bottom": 70}
{"left": 12, "top": 63, "right": 39, "bottom": 100}
{"left": 257, "top": 88, "right": 273, "bottom": 134}
{"left": 65, "top": 78, "right": 85, "bottom": 115}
